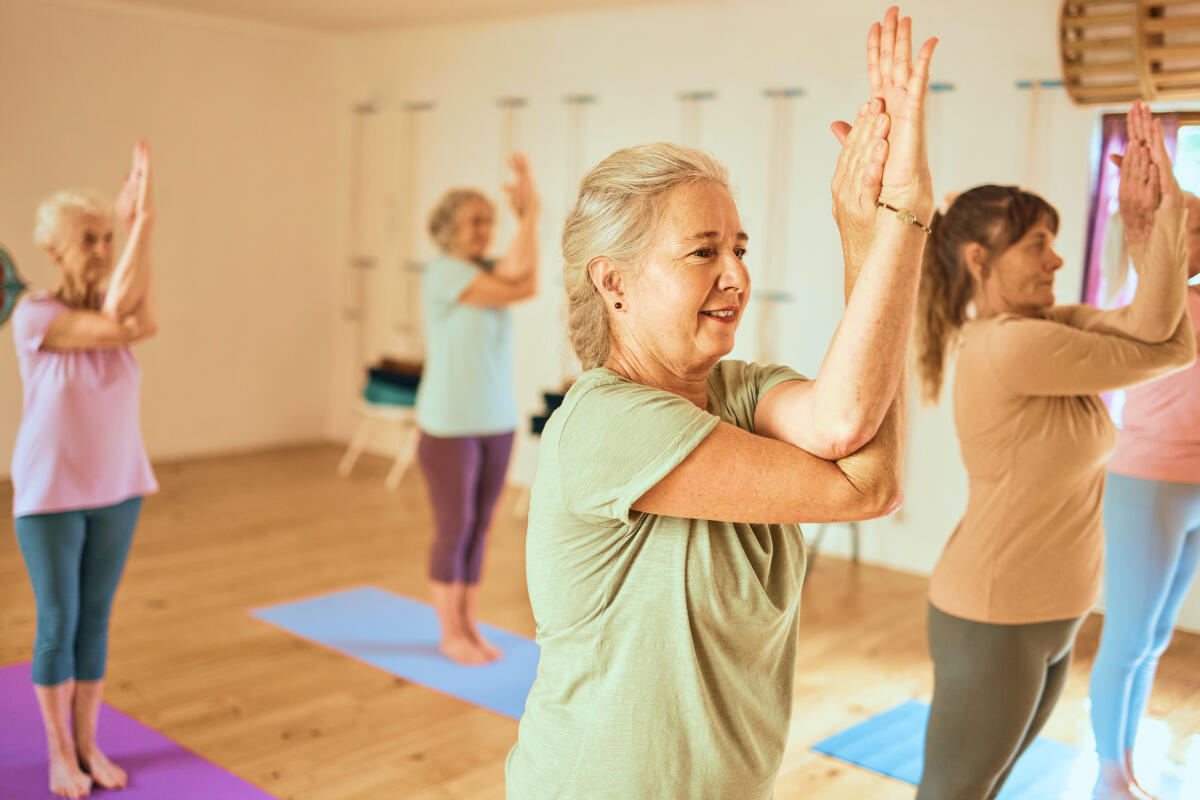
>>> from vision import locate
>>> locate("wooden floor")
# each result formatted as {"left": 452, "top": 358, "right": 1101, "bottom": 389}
{"left": 1, "top": 444, "right": 1199, "bottom": 799}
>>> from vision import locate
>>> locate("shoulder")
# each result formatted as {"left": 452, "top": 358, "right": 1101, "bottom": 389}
{"left": 12, "top": 292, "right": 64, "bottom": 327}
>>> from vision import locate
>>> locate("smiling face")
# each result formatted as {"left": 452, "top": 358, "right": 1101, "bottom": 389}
{"left": 50, "top": 211, "right": 115, "bottom": 288}
{"left": 615, "top": 181, "right": 750, "bottom": 375}
{"left": 448, "top": 196, "right": 495, "bottom": 263}
{"left": 975, "top": 216, "right": 1064, "bottom": 316}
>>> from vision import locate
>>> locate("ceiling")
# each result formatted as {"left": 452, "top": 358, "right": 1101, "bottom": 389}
{"left": 97, "top": 0, "right": 714, "bottom": 32}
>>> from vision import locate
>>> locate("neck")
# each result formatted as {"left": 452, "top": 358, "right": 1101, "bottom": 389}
{"left": 53, "top": 274, "right": 99, "bottom": 310}
{"left": 604, "top": 345, "right": 712, "bottom": 409}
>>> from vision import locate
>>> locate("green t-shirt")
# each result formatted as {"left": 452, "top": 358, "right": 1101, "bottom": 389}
{"left": 506, "top": 360, "right": 808, "bottom": 800}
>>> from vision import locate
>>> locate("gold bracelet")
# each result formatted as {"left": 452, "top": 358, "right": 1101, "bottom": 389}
{"left": 876, "top": 201, "right": 932, "bottom": 235}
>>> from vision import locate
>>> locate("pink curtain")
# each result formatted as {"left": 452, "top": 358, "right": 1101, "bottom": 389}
{"left": 1081, "top": 113, "right": 1179, "bottom": 307}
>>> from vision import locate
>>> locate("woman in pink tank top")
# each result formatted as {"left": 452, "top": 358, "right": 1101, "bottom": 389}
{"left": 10, "top": 142, "right": 159, "bottom": 799}
{"left": 1089, "top": 192, "right": 1200, "bottom": 800}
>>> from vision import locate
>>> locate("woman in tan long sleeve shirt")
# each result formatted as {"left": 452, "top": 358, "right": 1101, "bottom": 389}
{"left": 913, "top": 103, "right": 1196, "bottom": 800}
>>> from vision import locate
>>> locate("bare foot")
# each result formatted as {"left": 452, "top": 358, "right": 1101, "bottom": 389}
{"left": 49, "top": 755, "right": 92, "bottom": 799}
{"left": 468, "top": 628, "right": 503, "bottom": 662}
{"left": 79, "top": 747, "right": 128, "bottom": 790}
{"left": 440, "top": 635, "right": 490, "bottom": 665}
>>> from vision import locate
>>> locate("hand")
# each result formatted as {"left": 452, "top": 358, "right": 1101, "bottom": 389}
{"left": 115, "top": 140, "right": 153, "bottom": 231}
{"left": 1115, "top": 103, "right": 1162, "bottom": 246}
{"left": 867, "top": 7, "right": 937, "bottom": 219}
{"left": 1117, "top": 140, "right": 1158, "bottom": 247}
{"left": 830, "top": 98, "right": 890, "bottom": 260}
{"left": 501, "top": 152, "right": 540, "bottom": 222}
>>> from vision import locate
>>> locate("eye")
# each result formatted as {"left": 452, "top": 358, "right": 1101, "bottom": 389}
{"left": 734, "top": 247, "right": 748, "bottom": 260}
{"left": 691, "top": 246, "right": 716, "bottom": 258}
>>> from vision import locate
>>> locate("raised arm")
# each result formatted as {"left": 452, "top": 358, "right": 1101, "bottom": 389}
{"left": 634, "top": 7, "right": 935, "bottom": 524}
{"left": 103, "top": 141, "right": 155, "bottom": 320}
{"left": 459, "top": 152, "right": 540, "bottom": 308}
{"left": 1066, "top": 104, "right": 1188, "bottom": 342}
{"left": 755, "top": 8, "right": 936, "bottom": 460}
{"left": 42, "top": 302, "right": 158, "bottom": 350}
{"left": 987, "top": 309, "right": 1194, "bottom": 397}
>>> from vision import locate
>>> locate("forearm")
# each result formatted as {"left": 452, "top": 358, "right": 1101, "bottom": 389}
{"left": 833, "top": 371, "right": 907, "bottom": 515}
{"left": 102, "top": 216, "right": 154, "bottom": 318}
{"left": 491, "top": 217, "right": 539, "bottom": 283}
{"left": 1112, "top": 207, "right": 1188, "bottom": 342}
{"left": 811, "top": 216, "right": 926, "bottom": 449}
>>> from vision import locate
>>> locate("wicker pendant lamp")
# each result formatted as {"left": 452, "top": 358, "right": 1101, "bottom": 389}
{"left": 1061, "top": 0, "right": 1200, "bottom": 105}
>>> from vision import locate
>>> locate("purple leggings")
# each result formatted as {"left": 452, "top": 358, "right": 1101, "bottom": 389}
{"left": 417, "top": 430, "right": 514, "bottom": 585}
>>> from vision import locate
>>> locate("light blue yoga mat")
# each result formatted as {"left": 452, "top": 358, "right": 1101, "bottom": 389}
{"left": 813, "top": 700, "right": 1186, "bottom": 799}
{"left": 252, "top": 586, "right": 539, "bottom": 720}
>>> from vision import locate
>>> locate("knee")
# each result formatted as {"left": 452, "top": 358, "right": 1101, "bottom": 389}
{"left": 75, "top": 600, "right": 115, "bottom": 638}
{"left": 432, "top": 512, "right": 477, "bottom": 549}
{"left": 1096, "top": 624, "right": 1156, "bottom": 670}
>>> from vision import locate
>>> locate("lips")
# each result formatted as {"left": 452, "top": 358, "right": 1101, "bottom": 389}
{"left": 701, "top": 306, "right": 739, "bottom": 322}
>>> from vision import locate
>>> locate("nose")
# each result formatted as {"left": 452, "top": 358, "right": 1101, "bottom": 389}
{"left": 717, "top": 252, "right": 750, "bottom": 295}
{"left": 1047, "top": 249, "right": 1065, "bottom": 272}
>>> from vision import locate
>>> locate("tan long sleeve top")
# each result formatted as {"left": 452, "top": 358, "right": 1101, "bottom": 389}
{"left": 929, "top": 208, "right": 1196, "bottom": 624}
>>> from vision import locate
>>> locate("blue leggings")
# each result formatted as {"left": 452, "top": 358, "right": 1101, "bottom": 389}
{"left": 1090, "top": 473, "right": 1200, "bottom": 761}
{"left": 14, "top": 497, "right": 142, "bottom": 686}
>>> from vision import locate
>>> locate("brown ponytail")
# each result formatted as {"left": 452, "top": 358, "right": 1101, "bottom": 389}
{"left": 915, "top": 185, "right": 1060, "bottom": 404}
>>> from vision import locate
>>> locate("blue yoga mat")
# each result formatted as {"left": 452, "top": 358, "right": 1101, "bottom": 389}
{"left": 813, "top": 700, "right": 1186, "bottom": 799}
{"left": 252, "top": 586, "right": 539, "bottom": 720}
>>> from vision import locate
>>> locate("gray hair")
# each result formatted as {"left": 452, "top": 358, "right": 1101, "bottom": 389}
{"left": 33, "top": 190, "right": 112, "bottom": 251}
{"left": 562, "top": 142, "right": 730, "bottom": 370}
{"left": 427, "top": 188, "right": 493, "bottom": 252}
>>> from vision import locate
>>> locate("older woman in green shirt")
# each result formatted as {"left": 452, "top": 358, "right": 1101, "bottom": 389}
{"left": 506, "top": 8, "right": 937, "bottom": 799}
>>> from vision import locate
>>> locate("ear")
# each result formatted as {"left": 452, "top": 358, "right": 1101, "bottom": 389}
{"left": 43, "top": 244, "right": 63, "bottom": 267}
{"left": 962, "top": 242, "right": 989, "bottom": 283}
{"left": 587, "top": 256, "right": 626, "bottom": 307}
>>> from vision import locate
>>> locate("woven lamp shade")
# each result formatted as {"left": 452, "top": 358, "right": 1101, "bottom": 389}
{"left": 1061, "top": 0, "right": 1200, "bottom": 105}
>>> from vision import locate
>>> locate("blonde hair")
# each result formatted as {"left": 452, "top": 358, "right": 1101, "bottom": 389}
{"left": 33, "top": 190, "right": 112, "bottom": 252}
{"left": 562, "top": 143, "right": 730, "bottom": 369}
{"left": 427, "top": 188, "right": 493, "bottom": 252}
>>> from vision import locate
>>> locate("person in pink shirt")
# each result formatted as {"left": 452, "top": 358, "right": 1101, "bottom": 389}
{"left": 11, "top": 141, "right": 158, "bottom": 799}
{"left": 1089, "top": 188, "right": 1200, "bottom": 800}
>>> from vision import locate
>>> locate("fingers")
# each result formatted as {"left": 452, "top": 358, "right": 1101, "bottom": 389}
{"left": 862, "top": 138, "right": 888, "bottom": 195}
{"left": 879, "top": 7, "right": 898, "bottom": 94}
{"left": 832, "top": 101, "right": 872, "bottom": 186}
{"left": 894, "top": 15, "right": 913, "bottom": 88}
{"left": 867, "top": 22, "right": 882, "bottom": 98}
{"left": 833, "top": 99, "right": 890, "bottom": 211}
{"left": 906, "top": 36, "right": 938, "bottom": 112}
{"left": 1148, "top": 160, "right": 1161, "bottom": 201}
{"left": 831, "top": 120, "right": 852, "bottom": 145}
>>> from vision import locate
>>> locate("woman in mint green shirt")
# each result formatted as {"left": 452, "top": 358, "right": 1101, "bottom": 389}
{"left": 506, "top": 9, "right": 937, "bottom": 799}
{"left": 415, "top": 153, "right": 539, "bottom": 665}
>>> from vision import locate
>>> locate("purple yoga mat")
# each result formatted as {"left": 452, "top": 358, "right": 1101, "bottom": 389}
{"left": 0, "top": 662, "right": 276, "bottom": 799}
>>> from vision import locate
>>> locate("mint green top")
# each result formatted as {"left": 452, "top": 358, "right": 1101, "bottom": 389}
{"left": 506, "top": 360, "right": 808, "bottom": 800}
{"left": 415, "top": 253, "right": 517, "bottom": 436}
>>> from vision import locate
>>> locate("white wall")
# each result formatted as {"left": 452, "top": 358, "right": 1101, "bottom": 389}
{"left": 0, "top": 0, "right": 343, "bottom": 470}
{"left": 332, "top": 0, "right": 1200, "bottom": 631}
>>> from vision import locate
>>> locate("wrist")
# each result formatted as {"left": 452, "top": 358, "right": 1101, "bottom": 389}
{"left": 875, "top": 201, "right": 933, "bottom": 235}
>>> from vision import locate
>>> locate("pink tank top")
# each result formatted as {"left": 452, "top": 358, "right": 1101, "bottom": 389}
{"left": 1108, "top": 286, "right": 1200, "bottom": 485}
{"left": 10, "top": 293, "right": 158, "bottom": 516}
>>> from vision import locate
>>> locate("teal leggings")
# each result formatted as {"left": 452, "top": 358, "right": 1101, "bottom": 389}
{"left": 15, "top": 497, "right": 141, "bottom": 686}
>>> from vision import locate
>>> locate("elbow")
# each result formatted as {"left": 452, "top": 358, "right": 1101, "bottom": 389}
{"left": 820, "top": 418, "right": 877, "bottom": 460}
{"left": 864, "top": 481, "right": 903, "bottom": 519}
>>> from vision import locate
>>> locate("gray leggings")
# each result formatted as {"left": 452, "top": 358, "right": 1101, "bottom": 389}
{"left": 917, "top": 603, "right": 1085, "bottom": 800}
